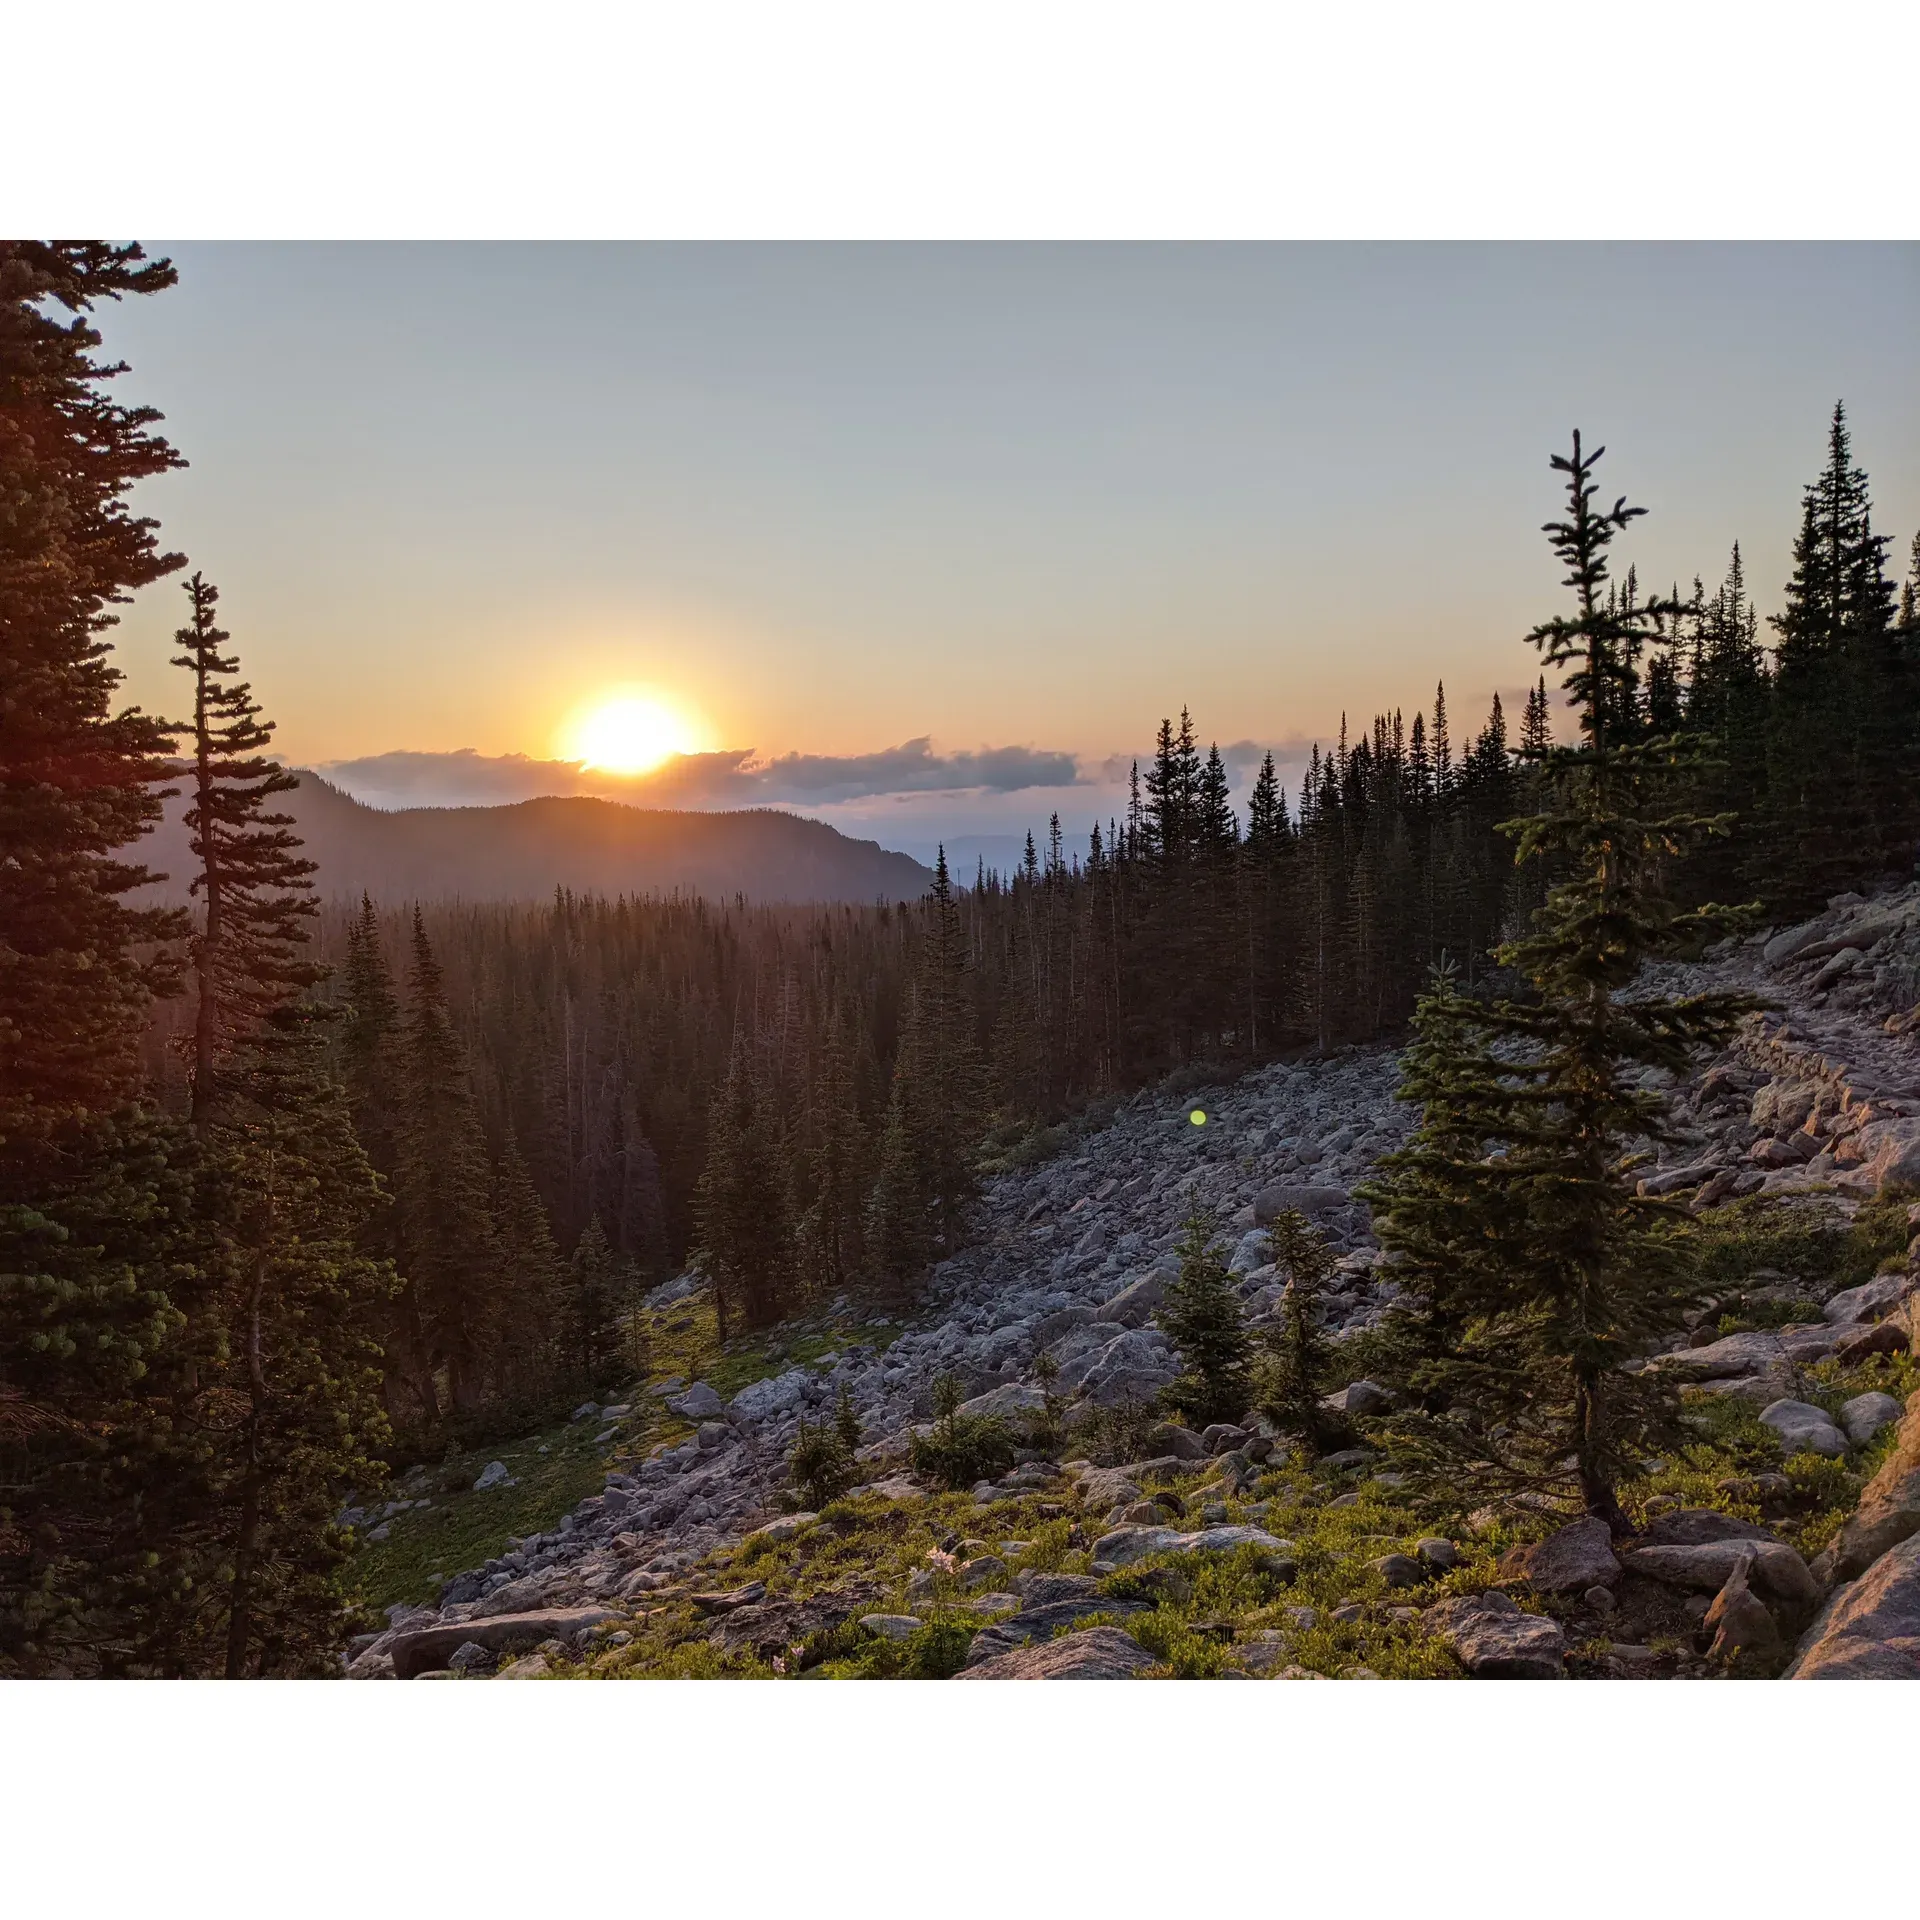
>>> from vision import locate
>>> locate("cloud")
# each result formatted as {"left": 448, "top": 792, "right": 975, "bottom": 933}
{"left": 316, "top": 739, "right": 1084, "bottom": 811}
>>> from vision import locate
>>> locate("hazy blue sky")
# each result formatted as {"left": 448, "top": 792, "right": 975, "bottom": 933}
{"left": 100, "top": 243, "right": 1919, "bottom": 858}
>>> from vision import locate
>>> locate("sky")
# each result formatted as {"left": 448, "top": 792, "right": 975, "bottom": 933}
{"left": 99, "top": 243, "right": 1920, "bottom": 865}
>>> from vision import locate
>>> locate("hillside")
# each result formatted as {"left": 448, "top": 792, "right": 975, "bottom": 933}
{"left": 136, "top": 774, "right": 934, "bottom": 905}
{"left": 343, "top": 886, "right": 1920, "bottom": 1681}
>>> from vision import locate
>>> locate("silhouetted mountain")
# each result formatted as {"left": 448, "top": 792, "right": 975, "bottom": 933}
{"left": 137, "top": 774, "right": 934, "bottom": 905}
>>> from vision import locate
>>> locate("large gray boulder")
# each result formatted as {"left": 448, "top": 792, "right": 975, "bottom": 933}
{"left": 955, "top": 1625, "right": 1155, "bottom": 1679}
{"left": 1822, "top": 1272, "right": 1917, "bottom": 1326}
{"left": 1648, "top": 1330, "right": 1787, "bottom": 1381}
{"left": 1093, "top": 1271, "right": 1167, "bottom": 1327}
{"left": 1789, "top": 1532, "right": 1920, "bottom": 1678}
{"left": 730, "top": 1369, "right": 812, "bottom": 1422}
{"left": 1815, "top": 1390, "right": 1920, "bottom": 1583}
{"left": 1499, "top": 1517, "right": 1622, "bottom": 1595}
{"left": 390, "top": 1607, "right": 615, "bottom": 1679}
{"left": 1759, "top": 1399, "right": 1849, "bottom": 1459}
{"left": 1840, "top": 1391, "right": 1905, "bottom": 1447}
{"left": 1253, "top": 1184, "right": 1348, "bottom": 1224}
{"left": 1089, "top": 1522, "right": 1296, "bottom": 1574}
{"left": 668, "top": 1381, "right": 725, "bottom": 1421}
{"left": 1622, "top": 1539, "right": 1819, "bottom": 1609}
{"left": 1427, "top": 1591, "right": 1566, "bottom": 1678}
{"left": 1832, "top": 1120, "right": 1920, "bottom": 1197}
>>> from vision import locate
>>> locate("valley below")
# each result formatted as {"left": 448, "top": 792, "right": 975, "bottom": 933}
{"left": 342, "top": 886, "right": 1920, "bottom": 1682}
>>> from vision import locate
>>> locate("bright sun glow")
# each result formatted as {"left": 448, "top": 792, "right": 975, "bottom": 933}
{"left": 563, "top": 692, "right": 707, "bottom": 775}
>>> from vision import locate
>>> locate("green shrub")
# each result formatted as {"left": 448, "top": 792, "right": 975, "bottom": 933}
{"left": 909, "top": 1411, "right": 1017, "bottom": 1490}
{"left": 789, "top": 1419, "right": 857, "bottom": 1510}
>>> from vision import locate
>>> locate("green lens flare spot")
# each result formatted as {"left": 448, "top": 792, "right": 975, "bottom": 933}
{"left": 1189, "top": 1109, "right": 1207, "bottom": 1126}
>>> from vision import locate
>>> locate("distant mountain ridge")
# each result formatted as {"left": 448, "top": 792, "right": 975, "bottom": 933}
{"left": 136, "top": 774, "right": 935, "bottom": 905}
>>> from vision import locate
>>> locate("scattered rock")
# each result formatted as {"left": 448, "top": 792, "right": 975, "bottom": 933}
{"left": 688, "top": 1581, "right": 768, "bottom": 1614}
{"left": 748, "top": 1512, "right": 817, "bottom": 1542}
{"left": 1622, "top": 1539, "right": 1819, "bottom": 1609}
{"left": 1638, "top": 1509, "right": 1778, "bottom": 1549}
{"left": 1815, "top": 1389, "right": 1920, "bottom": 1583}
{"left": 1321, "top": 1379, "right": 1393, "bottom": 1417}
{"left": 389, "top": 1608, "right": 616, "bottom": 1679}
{"left": 1093, "top": 1271, "right": 1166, "bottom": 1326}
{"left": 1371, "top": 1553, "right": 1424, "bottom": 1588}
{"left": 1840, "top": 1391, "right": 1904, "bottom": 1448}
{"left": 1789, "top": 1532, "right": 1920, "bottom": 1678}
{"left": 1416, "top": 1537, "right": 1461, "bottom": 1572}
{"left": 668, "top": 1382, "right": 725, "bottom": 1421}
{"left": 446, "top": 1640, "right": 497, "bottom": 1674}
{"left": 1253, "top": 1185, "right": 1348, "bottom": 1223}
{"left": 954, "top": 1626, "right": 1156, "bottom": 1679}
{"left": 1758, "top": 1398, "right": 1849, "bottom": 1459}
{"left": 471, "top": 1460, "right": 511, "bottom": 1492}
{"left": 859, "top": 1614, "right": 923, "bottom": 1641}
{"left": 1500, "top": 1517, "right": 1622, "bottom": 1595}
{"left": 1703, "top": 1550, "right": 1779, "bottom": 1662}
{"left": 1427, "top": 1592, "right": 1566, "bottom": 1678}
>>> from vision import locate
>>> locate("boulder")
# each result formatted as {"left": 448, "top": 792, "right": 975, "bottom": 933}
{"left": 956, "top": 1381, "right": 1047, "bottom": 1421}
{"left": 390, "top": 1607, "right": 615, "bottom": 1679}
{"left": 1840, "top": 1391, "right": 1905, "bottom": 1447}
{"left": 963, "top": 1595, "right": 1149, "bottom": 1667}
{"left": 1427, "top": 1592, "right": 1566, "bottom": 1678}
{"left": 688, "top": 1581, "right": 768, "bottom": 1614}
{"left": 748, "top": 1512, "right": 817, "bottom": 1542}
{"left": 1088, "top": 1522, "right": 1296, "bottom": 1573}
{"left": 1089, "top": 1524, "right": 1186, "bottom": 1571}
{"left": 859, "top": 1614, "right": 923, "bottom": 1642}
{"left": 1500, "top": 1517, "right": 1622, "bottom": 1595}
{"left": 667, "top": 1382, "right": 725, "bottom": 1421}
{"left": 1416, "top": 1537, "right": 1462, "bottom": 1572}
{"left": 1622, "top": 1539, "right": 1819, "bottom": 1609}
{"left": 730, "top": 1369, "right": 812, "bottom": 1422}
{"left": 1647, "top": 1330, "right": 1786, "bottom": 1381}
{"left": 1704, "top": 1551, "right": 1780, "bottom": 1662}
{"left": 1789, "top": 1532, "right": 1920, "bottom": 1679}
{"left": 954, "top": 1625, "right": 1155, "bottom": 1680}
{"left": 1758, "top": 1398, "right": 1849, "bottom": 1459}
{"left": 1638, "top": 1509, "right": 1778, "bottom": 1549}
{"left": 1253, "top": 1185, "right": 1349, "bottom": 1224}
{"left": 1146, "top": 1423, "right": 1210, "bottom": 1461}
{"left": 1816, "top": 1390, "right": 1920, "bottom": 1583}
{"left": 1370, "top": 1553, "right": 1424, "bottom": 1589}
{"left": 471, "top": 1460, "right": 511, "bottom": 1492}
{"left": 1321, "top": 1379, "right": 1394, "bottom": 1417}
{"left": 1831, "top": 1120, "right": 1920, "bottom": 1197}
{"left": 1093, "top": 1271, "right": 1166, "bottom": 1327}
{"left": 1822, "top": 1271, "right": 1916, "bottom": 1326}
{"left": 1762, "top": 922, "right": 1827, "bottom": 967}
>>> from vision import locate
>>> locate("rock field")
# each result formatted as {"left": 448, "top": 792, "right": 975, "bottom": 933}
{"left": 345, "top": 884, "right": 1920, "bottom": 1681}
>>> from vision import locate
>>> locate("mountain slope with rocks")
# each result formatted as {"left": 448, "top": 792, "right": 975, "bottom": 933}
{"left": 344, "top": 885, "right": 1920, "bottom": 1681}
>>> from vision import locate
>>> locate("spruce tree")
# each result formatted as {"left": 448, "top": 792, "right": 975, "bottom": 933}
{"left": 393, "top": 910, "right": 505, "bottom": 1420}
{"left": 693, "top": 1031, "right": 792, "bottom": 1332}
{"left": 1762, "top": 402, "right": 1912, "bottom": 908}
{"left": 1156, "top": 1202, "right": 1251, "bottom": 1429}
{"left": 1, "top": 242, "right": 192, "bottom": 1674}
{"left": 1362, "top": 434, "right": 1759, "bottom": 1528}
{"left": 1256, "top": 1208, "right": 1338, "bottom": 1448}
{"left": 163, "top": 1002, "right": 394, "bottom": 1677}
{"left": 171, "top": 574, "right": 319, "bottom": 1126}
{"left": 569, "top": 1214, "right": 626, "bottom": 1390}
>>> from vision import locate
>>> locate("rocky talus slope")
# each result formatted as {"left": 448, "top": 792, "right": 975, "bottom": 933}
{"left": 345, "top": 885, "right": 1920, "bottom": 1681}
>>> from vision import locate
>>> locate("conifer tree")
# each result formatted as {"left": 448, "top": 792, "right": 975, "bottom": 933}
{"left": 1362, "top": 434, "right": 1758, "bottom": 1528}
{"left": 163, "top": 1003, "right": 394, "bottom": 1677}
{"left": 1156, "top": 1202, "right": 1251, "bottom": 1429}
{"left": 569, "top": 1214, "right": 625, "bottom": 1390}
{"left": 1762, "top": 403, "right": 1912, "bottom": 907}
{"left": 393, "top": 910, "right": 504, "bottom": 1419}
{"left": 491, "top": 1133, "right": 572, "bottom": 1401}
{"left": 171, "top": 574, "right": 320, "bottom": 1126}
{"left": 1256, "top": 1209, "right": 1338, "bottom": 1447}
{"left": 865, "top": 851, "right": 985, "bottom": 1293}
{"left": 694, "top": 1030, "right": 792, "bottom": 1332}
{"left": 1, "top": 242, "right": 193, "bottom": 1674}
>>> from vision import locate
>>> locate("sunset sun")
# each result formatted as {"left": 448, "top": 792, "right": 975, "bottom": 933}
{"left": 563, "top": 691, "right": 707, "bottom": 775}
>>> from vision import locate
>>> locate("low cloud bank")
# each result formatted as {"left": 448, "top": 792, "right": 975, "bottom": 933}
{"left": 319, "top": 738, "right": 1083, "bottom": 811}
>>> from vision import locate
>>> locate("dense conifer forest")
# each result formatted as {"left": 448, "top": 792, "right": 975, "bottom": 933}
{"left": 4, "top": 240, "right": 1917, "bottom": 1673}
